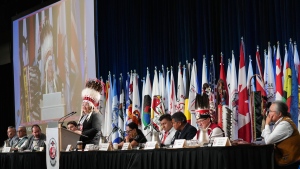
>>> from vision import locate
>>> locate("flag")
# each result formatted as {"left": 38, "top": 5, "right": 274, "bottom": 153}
{"left": 188, "top": 61, "right": 198, "bottom": 127}
{"left": 226, "top": 59, "right": 231, "bottom": 94}
{"left": 265, "top": 43, "right": 276, "bottom": 102}
{"left": 176, "top": 63, "right": 185, "bottom": 112}
{"left": 237, "top": 39, "right": 251, "bottom": 143}
{"left": 275, "top": 43, "right": 283, "bottom": 101}
{"left": 118, "top": 75, "right": 125, "bottom": 138}
{"left": 152, "top": 69, "right": 165, "bottom": 130}
{"left": 184, "top": 61, "right": 191, "bottom": 124}
{"left": 126, "top": 72, "right": 133, "bottom": 125}
{"left": 165, "top": 68, "right": 170, "bottom": 113}
{"left": 99, "top": 78, "right": 106, "bottom": 135}
{"left": 143, "top": 69, "right": 152, "bottom": 140}
{"left": 202, "top": 56, "right": 208, "bottom": 91}
{"left": 160, "top": 66, "right": 168, "bottom": 113}
{"left": 104, "top": 74, "right": 112, "bottom": 140}
{"left": 132, "top": 73, "right": 141, "bottom": 127}
{"left": 273, "top": 45, "right": 277, "bottom": 86}
{"left": 255, "top": 47, "right": 267, "bottom": 97}
{"left": 247, "top": 56, "right": 255, "bottom": 142}
{"left": 219, "top": 54, "right": 229, "bottom": 105}
{"left": 284, "top": 41, "right": 299, "bottom": 126}
{"left": 168, "top": 68, "right": 176, "bottom": 114}
{"left": 111, "top": 76, "right": 120, "bottom": 143}
{"left": 209, "top": 56, "right": 216, "bottom": 123}
{"left": 229, "top": 51, "right": 238, "bottom": 140}
{"left": 283, "top": 45, "right": 288, "bottom": 88}
{"left": 294, "top": 42, "right": 300, "bottom": 130}
{"left": 247, "top": 57, "right": 255, "bottom": 91}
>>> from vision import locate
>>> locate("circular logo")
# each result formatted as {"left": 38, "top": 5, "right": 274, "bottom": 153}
{"left": 48, "top": 138, "right": 57, "bottom": 167}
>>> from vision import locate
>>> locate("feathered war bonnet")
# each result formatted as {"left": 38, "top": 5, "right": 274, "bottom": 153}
{"left": 81, "top": 79, "right": 102, "bottom": 107}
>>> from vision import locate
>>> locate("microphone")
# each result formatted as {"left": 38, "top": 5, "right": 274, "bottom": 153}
{"left": 144, "top": 122, "right": 160, "bottom": 132}
{"left": 59, "top": 111, "right": 77, "bottom": 128}
{"left": 105, "top": 126, "right": 119, "bottom": 142}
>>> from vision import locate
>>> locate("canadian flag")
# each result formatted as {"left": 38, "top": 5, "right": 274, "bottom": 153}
{"left": 237, "top": 38, "right": 251, "bottom": 143}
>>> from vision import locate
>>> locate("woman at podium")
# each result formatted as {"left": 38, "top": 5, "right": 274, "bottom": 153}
{"left": 75, "top": 79, "right": 102, "bottom": 147}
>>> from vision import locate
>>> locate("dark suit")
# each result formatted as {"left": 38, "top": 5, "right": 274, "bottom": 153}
{"left": 171, "top": 123, "right": 197, "bottom": 144}
{"left": 80, "top": 112, "right": 101, "bottom": 145}
{"left": 22, "top": 133, "right": 46, "bottom": 151}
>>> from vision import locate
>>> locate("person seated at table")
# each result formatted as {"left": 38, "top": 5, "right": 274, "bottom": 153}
{"left": 159, "top": 114, "right": 176, "bottom": 146}
{"left": 11, "top": 126, "right": 28, "bottom": 150}
{"left": 261, "top": 101, "right": 300, "bottom": 169}
{"left": 3, "top": 126, "right": 18, "bottom": 147}
{"left": 170, "top": 111, "right": 197, "bottom": 144}
{"left": 67, "top": 121, "right": 79, "bottom": 132}
{"left": 194, "top": 110, "right": 224, "bottom": 141}
{"left": 22, "top": 124, "right": 46, "bottom": 151}
{"left": 118, "top": 122, "right": 147, "bottom": 149}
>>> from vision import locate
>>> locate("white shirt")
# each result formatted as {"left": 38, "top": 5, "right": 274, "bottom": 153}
{"left": 159, "top": 127, "right": 176, "bottom": 145}
{"left": 261, "top": 117, "right": 293, "bottom": 144}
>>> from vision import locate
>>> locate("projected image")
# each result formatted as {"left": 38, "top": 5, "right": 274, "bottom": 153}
{"left": 13, "top": 0, "right": 96, "bottom": 128}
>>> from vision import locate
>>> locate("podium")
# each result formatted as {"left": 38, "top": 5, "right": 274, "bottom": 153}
{"left": 46, "top": 124, "right": 81, "bottom": 169}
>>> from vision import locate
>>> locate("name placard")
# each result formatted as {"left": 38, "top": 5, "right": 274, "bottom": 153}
{"left": 144, "top": 141, "right": 159, "bottom": 150}
{"left": 99, "top": 143, "right": 112, "bottom": 151}
{"left": 212, "top": 137, "right": 231, "bottom": 147}
{"left": 173, "top": 139, "right": 186, "bottom": 148}
{"left": 65, "top": 144, "right": 72, "bottom": 152}
{"left": 121, "top": 143, "right": 132, "bottom": 150}
{"left": 2, "top": 147, "right": 11, "bottom": 153}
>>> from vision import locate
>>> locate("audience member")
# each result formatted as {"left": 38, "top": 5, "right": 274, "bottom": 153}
{"left": 261, "top": 101, "right": 300, "bottom": 169}
{"left": 171, "top": 111, "right": 197, "bottom": 144}
{"left": 159, "top": 114, "right": 176, "bottom": 146}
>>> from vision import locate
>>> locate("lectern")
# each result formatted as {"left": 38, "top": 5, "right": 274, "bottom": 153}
{"left": 46, "top": 124, "right": 81, "bottom": 169}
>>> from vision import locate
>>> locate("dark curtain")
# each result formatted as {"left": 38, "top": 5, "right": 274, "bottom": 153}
{"left": 96, "top": 0, "right": 300, "bottom": 84}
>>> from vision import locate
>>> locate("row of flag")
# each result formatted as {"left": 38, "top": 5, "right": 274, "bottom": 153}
{"left": 98, "top": 38, "right": 300, "bottom": 144}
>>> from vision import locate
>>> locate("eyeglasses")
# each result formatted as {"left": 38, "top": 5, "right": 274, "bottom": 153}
{"left": 125, "top": 130, "right": 132, "bottom": 133}
{"left": 17, "top": 130, "right": 24, "bottom": 132}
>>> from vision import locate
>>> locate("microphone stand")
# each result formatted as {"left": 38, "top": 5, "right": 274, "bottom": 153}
{"left": 59, "top": 112, "right": 76, "bottom": 128}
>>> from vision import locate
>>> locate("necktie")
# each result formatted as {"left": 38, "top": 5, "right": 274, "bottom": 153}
{"left": 162, "top": 131, "right": 169, "bottom": 144}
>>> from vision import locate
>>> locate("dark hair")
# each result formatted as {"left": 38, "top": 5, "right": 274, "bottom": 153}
{"left": 67, "top": 121, "right": 78, "bottom": 127}
{"left": 8, "top": 126, "right": 16, "bottom": 130}
{"left": 127, "top": 122, "right": 138, "bottom": 130}
{"left": 159, "top": 114, "right": 172, "bottom": 121}
{"left": 272, "top": 100, "right": 291, "bottom": 118}
{"left": 31, "top": 124, "right": 41, "bottom": 132}
{"left": 171, "top": 111, "right": 187, "bottom": 124}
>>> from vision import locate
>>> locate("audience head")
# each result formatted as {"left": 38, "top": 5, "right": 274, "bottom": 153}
{"left": 159, "top": 114, "right": 173, "bottom": 132}
{"left": 17, "top": 126, "right": 27, "bottom": 138}
{"left": 171, "top": 112, "right": 187, "bottom": 131}
{"left": 7, "top": 126, "right": 16, "bottom": 139}
{"left": 31, "top": 124, "right": 42, "bottom": 139}
{"left": 67, "top": 121, "right": 78, "bottom": 131}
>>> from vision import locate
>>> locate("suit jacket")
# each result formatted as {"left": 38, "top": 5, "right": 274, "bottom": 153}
{"left": 80, "top": 112, "right": 101, "bottom": 145}
{"left": 171, "top": 123, "right": 197, "bottom": 144}
{"left": 22, "top": 133, "right": 46, "bottom": 151}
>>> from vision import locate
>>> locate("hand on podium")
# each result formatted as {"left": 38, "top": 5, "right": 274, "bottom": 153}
{"left": 74, "top": 130, "right": 82, "bottom": 135}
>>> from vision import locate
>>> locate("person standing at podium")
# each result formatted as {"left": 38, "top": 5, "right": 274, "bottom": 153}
{"left": 74, "top": 79, "right": 102, "bottom": 147}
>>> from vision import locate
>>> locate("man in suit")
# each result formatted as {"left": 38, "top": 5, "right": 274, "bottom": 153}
{"left": 171, "top": 111, "right": 197, "bottom": 144}
{"left": 22, "top": 124, "right": 46, "bottom": 151}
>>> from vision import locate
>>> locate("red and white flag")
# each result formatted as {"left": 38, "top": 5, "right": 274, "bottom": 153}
{"left": 275, "top": 43, "right": 283, "bottom": 100}
{"left": 237, "top": 38, "right": 251, "bottom": 143}
{"left": 176, "top": 64, "right": 185, "bottom": 112}
{"left": 229, "top": 51, "right": 238, "bottom": 140}
{"left": 168, "top": 68, "right": 176, "bottom": 114}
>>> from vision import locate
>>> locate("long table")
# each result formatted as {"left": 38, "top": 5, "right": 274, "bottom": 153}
{"left": 60, "top": 145, "right": 274, "bottom": 169}
{"left": 0, "top": 151, "right": 46, "bottom": 169}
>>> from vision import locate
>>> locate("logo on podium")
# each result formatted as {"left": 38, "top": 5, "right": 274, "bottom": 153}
{"left": 48, "top": 138, "right": 57, "bottom": 167}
